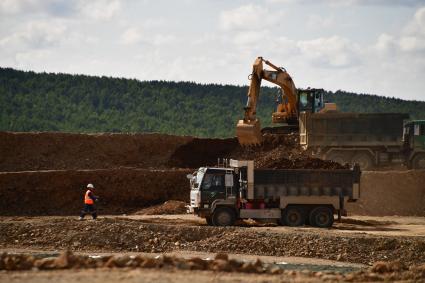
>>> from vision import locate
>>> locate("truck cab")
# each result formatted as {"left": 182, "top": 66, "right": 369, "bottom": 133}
{"left": 403, "top": 120, "right": 425, "bottom": 169}
{"left": 188, "top": 167, "right": 238, "bottom": 225}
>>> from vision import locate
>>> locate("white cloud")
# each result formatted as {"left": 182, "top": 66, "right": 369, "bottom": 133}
{"left": 374, "top": 33, "right": 396, "bottom": 53}
{"left": 0, "top": 0, "right": 76, "bottom": 17}
{"left": 399, "top": 36, "right": 425, "bottom": 52}
{"left": 404, "top": 6, "right": 425, "bottom": 36}
{"left": 375, "top": 6, "right": 425, "bottom": 53}
{"left": 267, "top": 0, "right": 423, "bottom": 6}
{"left": 0, "top": 21, "right": 67, "bottom": 49}
{"left": 219, "top": 4, "right": 283, "bottom": 31}
{"left": 0, "top": 0, "right": 38, "bottom": 15}
{"left": 121, "top": 27, "right": 143, "bottom": 45}
{"left": 77, "top": 0, "right": 121, "bottom": 20}
{"left": 297, "top": 36, "right": 360, "bottom": 68}
{"left": 14, "top": 49, "right": 52, "bottom": 68}
{"left": 121, "top": 27, "right": 175, "bottom": 46}
{"left": 306, "top": 14, "right": 334, "bottom": 29}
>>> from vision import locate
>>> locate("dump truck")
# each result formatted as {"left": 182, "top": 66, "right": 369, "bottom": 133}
{"left": 299, "top": 112, "right": 425, "bottom": 169}
{"left": 187, "top": 159, "right": 361, "bottom": 228}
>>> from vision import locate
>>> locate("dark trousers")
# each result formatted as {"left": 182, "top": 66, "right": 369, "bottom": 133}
{"left": 80, "top": 204, "right": 97, "bottom": 219}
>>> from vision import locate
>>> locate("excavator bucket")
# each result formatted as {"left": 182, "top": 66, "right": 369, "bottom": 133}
{"left": 236, "top": 119, "right": 262, "bottom": 146}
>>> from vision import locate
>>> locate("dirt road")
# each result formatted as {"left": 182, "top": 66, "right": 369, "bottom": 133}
{"left": 0, "top": 269, "right": 321, "bottom": 283}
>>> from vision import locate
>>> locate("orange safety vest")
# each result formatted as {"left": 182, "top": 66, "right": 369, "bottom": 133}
{"left": 84, "top": 190, "right": 94, "bottom": 205}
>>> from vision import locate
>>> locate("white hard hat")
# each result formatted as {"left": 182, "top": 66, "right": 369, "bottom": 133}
{"left": 87, "top": 183, "right": 94, "bottom": 189}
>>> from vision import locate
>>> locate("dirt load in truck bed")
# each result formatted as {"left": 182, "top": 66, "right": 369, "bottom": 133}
{"left": 230, "top": 133, "right": 349, "bottom": 169}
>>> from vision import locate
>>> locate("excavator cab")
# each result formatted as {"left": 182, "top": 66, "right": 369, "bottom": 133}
{"left": 298, "top": 89, "right": 325, "bottom": 113}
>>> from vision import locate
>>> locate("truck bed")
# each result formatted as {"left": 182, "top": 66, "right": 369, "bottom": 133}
{"left": 253, "top": 167, "right": 361, "bottom": 200}
{"left": 299, "top": 112, "right": 409, "bottom": 148}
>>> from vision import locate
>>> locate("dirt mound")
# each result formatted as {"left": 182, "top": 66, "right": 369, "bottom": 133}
{"left": 347, "top": 170, "right": 425, "bottom": 216}
{"left": 134, "top": 200, "right": 187, "bottom": 215}
{"left": 0, "top": 168, "right": 190, "bottom": 216}
{"left": 167, "top": 138, "right": 239, "bottom": 168}
{"left": 230, "top": 133, "right": 348, "bottom": 169}
{"left": 0, "top": 132, "right": 193, "bottom": 172}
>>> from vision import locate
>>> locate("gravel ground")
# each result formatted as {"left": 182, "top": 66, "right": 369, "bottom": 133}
{"left": 1, "top": 216, "right": 424, "bottom": 266}
{"left": 1, "top": 251, "right": 424, "bottom": 282}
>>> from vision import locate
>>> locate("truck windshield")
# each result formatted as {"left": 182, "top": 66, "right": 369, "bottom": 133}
{"left": 201, "top": 173, "right": 224, "bottom": 191}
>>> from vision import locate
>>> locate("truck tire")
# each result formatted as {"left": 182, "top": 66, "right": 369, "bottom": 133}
{"left": 282, "top": 206, "right": 305, "bottom": 227}
{"left": 351, "top": 153, "right": 373, "bottom": 170}
{"left": 212, "top": 207, "right": 235, "bottom": 226}
{"left": 326, "top": 152, "right": 348, "bottom": 165}
{"left": 309, "top": 206, "right": 334, "bottom": 228}
{"left": 412, "top": 153, "right": 425, "bottom": 169}
{"left": 205, "top": 216, "right": 213, "bottom": 226}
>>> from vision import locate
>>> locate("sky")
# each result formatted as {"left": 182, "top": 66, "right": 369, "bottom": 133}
{"left": 1, "top": 0, "right": 425, "bottom": 101}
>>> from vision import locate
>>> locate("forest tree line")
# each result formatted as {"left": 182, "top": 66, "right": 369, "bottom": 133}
{"left": 1, "top": 67, "right": 424, "bottom": 138}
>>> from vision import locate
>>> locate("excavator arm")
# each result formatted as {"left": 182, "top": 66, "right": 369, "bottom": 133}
{"left": 236, "top": 57, "right": 298, "bottom": 145}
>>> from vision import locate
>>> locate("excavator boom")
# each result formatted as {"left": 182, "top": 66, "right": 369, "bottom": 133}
{"left": 235, "top": 57, "right": 264, "bottom": 145}
{"left": 236, "top": 57, "right": 298, "bottom": 146}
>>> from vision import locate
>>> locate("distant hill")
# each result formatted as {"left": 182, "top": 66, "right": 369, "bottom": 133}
{"left": 0, "top": 67, "right": 424, "bottom": 138}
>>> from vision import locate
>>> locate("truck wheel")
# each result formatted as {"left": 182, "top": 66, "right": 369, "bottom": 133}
{"left": 282, "top": 206, "right": 305, "bottom": 227}
{"left": 351, "top": 153, "right": 373, "bottom": 170}
{"left": 326, "top": 152, "right": 348, "bottom": 165}
{"left": 212, "top": 207, "right": 235, "bottom": 226}
{"left": 205, "top": 217, "right": 213, "bottom": 226}
{"left": 412, "top": 154, "right": 425, "bottom": 169}
{"left": 309, "top": 206, "right": 334, "bottom": 228}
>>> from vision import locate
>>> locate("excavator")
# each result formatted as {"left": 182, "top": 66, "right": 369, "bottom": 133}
{"left": 236, "top": 57, "right": 335, "bottom": 145}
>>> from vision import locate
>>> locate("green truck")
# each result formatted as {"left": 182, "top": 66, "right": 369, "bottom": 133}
{"left": 299, "top": 112, "right": 425, "bottom": 170}
{"left": 187, "top": 159, "right": 361, "bottom": 228}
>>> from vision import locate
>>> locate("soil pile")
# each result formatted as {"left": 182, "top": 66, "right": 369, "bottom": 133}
{"left": 1, "top": 217, "right": 425, "bottom": 266}
{"left": 230, "top": 134, "right": 348, "bottom": 169}
{"left": 0, "top": 132, "right": 193, "bottom": 172}
{"left": 0, "top": 169, "right": 190, "bottom": 216}
{"left": 348, "top": 170, "right": 425, "bottom": 216}
{"left": 167, "top": 138, "right": 239, "bottom": 168}
{"left": 134, "top": 200, "right": 187, "bottom": 215}
{"left": 0, "top": 131, "right": 347, "bottom": 171}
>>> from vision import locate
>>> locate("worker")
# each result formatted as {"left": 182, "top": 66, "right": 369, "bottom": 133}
{"left": 79, "top": 183, "right": 98, "bottom": 220}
